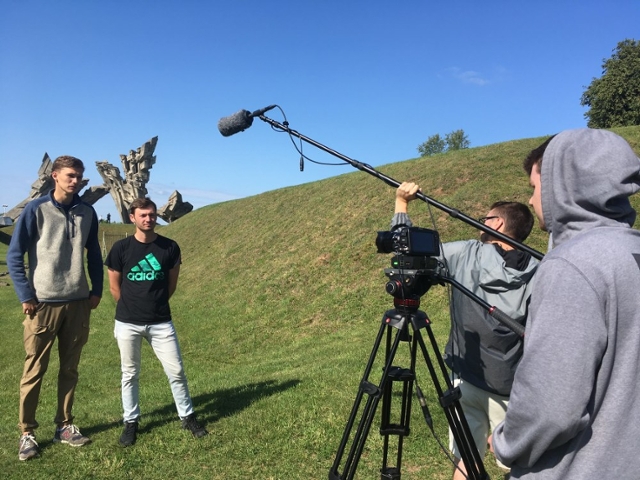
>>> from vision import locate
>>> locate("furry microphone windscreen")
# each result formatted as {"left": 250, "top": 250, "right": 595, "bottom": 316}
{"left": 218, "top": 109, "right": 254, "bottom": 137}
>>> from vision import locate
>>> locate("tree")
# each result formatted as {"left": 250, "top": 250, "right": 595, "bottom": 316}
{"left": 417, "top": 134, "right": 446, "bottom": 156}
{"left": 581, "top": 39, "right": 640, "bottom": 128}
{"left": 445, "top": 129, "right": 470, "bottom": 151}
{"left": 417, "top": 130, "right": 470, "bottom": 157}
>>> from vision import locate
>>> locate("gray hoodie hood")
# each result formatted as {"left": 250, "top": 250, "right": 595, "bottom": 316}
{"left": 541, "top": 128, "right": 640, "bottom": 248}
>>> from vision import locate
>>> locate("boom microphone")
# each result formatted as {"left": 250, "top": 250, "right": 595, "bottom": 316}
{"left": 217, "top": 104, "right": 276, "bottom": 137}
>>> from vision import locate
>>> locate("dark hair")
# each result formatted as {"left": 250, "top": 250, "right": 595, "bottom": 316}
{"left": 52, "top": 155, "right": 84, "bottom": 173}
{"left": 523, "top": 135, "right": 556, "bottom": 175}
{"left": 129, "top": 197, "right": 157, "bottom": 215}
{"left": 490, "top": 201, "right": 534, "bottom": 242}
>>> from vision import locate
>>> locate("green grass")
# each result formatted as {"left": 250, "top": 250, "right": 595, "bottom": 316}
{"left": 1, "top": 126, "right": 639, "bottom": 479}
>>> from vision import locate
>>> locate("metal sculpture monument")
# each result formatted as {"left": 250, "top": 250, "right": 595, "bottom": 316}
{"left": 3, "top": 136, "right": 194, "bottom": 225}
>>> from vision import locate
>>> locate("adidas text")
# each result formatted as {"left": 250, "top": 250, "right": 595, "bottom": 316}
{"left": 127, "top": 271, "right": 165, "bottom": 281}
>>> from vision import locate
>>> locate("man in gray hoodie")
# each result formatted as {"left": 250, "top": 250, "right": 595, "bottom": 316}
{"left": 490, "top": 129, "right": 640, "bottom": 478}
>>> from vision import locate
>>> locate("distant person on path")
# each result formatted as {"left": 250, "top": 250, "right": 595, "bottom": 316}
{"left": 105, "top": 197, "right": 207, "bottom": 447}
{"left": 392, "top": 183, "right": 538, "bottom": 479}
{"left": 7, "top": 155, "right": 103, "bottom": 461}
{"left": 489, "top": 129, "right": 640, "bottom": 478}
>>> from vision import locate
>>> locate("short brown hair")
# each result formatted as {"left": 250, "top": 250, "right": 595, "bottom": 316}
{"left": 490, "top": 201, "right": 534, "bottom": 242}
{"left": 52, "top": 155, "right": 85, "bottom": 173}
{"left": 523, "top": 135, "right": 555, "bottom": 175}
{"left": 129, "top": 197, "right": 157, "bottom": 215}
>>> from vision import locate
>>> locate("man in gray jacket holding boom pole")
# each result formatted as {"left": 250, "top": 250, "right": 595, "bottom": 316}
{"left": 393, "top": 184, "right": 538, "bottom": 479}
{"left": 490, "top": 128, "right": 640, "bottom": 479}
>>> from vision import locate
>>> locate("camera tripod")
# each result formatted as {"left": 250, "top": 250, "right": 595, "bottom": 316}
{"left": 329, "top": 273, "right": 490, "bottom": 480}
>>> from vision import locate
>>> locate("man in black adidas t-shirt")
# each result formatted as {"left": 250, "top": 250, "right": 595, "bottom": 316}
{"left": 105, "top": 197, "right": 207, "bottom": 447}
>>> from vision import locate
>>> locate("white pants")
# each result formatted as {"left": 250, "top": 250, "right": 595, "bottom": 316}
{"left": 114, "top": 320, "right": 194, "bottom": 423}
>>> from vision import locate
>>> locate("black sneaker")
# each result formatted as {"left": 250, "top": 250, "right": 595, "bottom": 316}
{"left": 181, "top": 414, "right": 208, "bottom": 438}
{"left": 19, "top": 433, "right": 40, "bottom": 461}
{"left": 119, "top": 421, "right": 138, "bottom": 447}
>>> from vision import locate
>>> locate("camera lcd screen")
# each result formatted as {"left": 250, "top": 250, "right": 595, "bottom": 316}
{"left": 408, "top": 228, "right": 440, "bottom": 257}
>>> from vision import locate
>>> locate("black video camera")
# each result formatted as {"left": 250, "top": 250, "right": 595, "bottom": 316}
{"left": 376, "top": 226, "right": 442, "bottom": 302}
{"left": 376, "top": 226, "right": 440, "bottom": 257}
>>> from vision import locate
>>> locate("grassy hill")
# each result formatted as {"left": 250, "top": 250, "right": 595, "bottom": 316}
{"left": 1, "top": 126, "right": 639, "bottom": 479}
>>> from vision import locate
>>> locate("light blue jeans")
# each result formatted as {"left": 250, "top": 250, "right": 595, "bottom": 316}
{"left": 114, "top": 320, "right": 195, "bottom": 423}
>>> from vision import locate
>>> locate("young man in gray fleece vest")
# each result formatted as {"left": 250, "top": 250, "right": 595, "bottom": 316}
{"left": 7, "top": 156, "right": 103, "bottom": 461}
{"left": 489, "top": 129, "right": 640, "bottom": 479}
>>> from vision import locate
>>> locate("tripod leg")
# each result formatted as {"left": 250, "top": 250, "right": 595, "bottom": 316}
{"left": 410, "top": 313, "right": 489, "bottom": 480}
{"left": 329, "top": 313, "right": 407, "bottom": 480}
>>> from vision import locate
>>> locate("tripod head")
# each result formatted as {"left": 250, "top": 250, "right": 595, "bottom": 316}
{"left": 375, "top": 224, "right": 444, "bottom": 312}
{"left": 383, "top": 258, "right": 444, "bottom": 311}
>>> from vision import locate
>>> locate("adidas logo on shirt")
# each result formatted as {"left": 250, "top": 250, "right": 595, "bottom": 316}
{"left": 127, "top": 253, "right": 165, "bottom": 281}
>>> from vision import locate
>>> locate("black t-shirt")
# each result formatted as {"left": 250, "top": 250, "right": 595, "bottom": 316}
{"left": 105, "top": 235, "right": 181, "bottom": 324}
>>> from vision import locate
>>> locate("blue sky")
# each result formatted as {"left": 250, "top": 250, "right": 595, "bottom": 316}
{"left": 1, "top": 1, "right": 638, "bottom": 222}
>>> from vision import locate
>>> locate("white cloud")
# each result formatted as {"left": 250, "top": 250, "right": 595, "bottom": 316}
{"left": 441, "top": 65, "right": 510, "bottom": 86}
{"left": 444, "top": 67, "right": 490, "bottom": 86}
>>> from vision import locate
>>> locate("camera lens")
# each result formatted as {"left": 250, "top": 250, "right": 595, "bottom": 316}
{"left": 376, "top": 231, "right": 395, "bottom": 254}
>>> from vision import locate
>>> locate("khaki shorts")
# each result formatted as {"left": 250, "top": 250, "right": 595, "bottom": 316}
{"left": 448, "top": 377, "right": 510, "bottom": 470}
